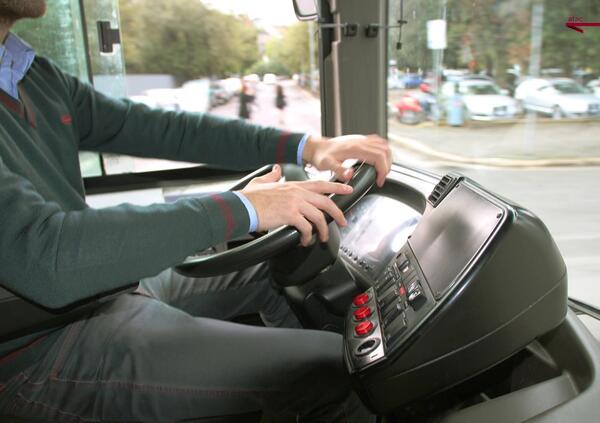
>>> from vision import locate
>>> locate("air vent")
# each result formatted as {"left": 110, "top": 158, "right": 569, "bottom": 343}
{"left": 428, "top": 174, "right": 463, "bottom": 207}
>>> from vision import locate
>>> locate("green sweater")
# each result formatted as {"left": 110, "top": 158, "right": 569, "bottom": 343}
{"left": 0, "top": 57, "right": 303, "bottom": 359}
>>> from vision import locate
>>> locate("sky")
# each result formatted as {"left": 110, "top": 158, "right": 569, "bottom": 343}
{"left": 202, "top": 0, "right": 299, "bottom": 27}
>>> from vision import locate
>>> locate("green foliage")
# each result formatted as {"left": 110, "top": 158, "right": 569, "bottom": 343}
{"left": 264, "top": 23, "right": 313, "bottom": 75}
{"left": 247, "top": 60, "right": 290, "bottom": 77}
{"left": 119, "top": 0, "right": 260, "bottom": 81}
{"left": 389, "top": 0, "right": 600, "bottom": 83}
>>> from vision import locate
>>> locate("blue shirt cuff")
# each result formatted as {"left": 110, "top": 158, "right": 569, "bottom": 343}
{"left": 296, "top": 133, "right": 310, "bottom": 166}
{"left": 232, "top": 191, "right": 258, "bottom": 232}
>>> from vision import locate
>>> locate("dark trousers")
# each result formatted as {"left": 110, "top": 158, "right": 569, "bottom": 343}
{"left": 0, "top": 264, "right": 373, "bottom": 422}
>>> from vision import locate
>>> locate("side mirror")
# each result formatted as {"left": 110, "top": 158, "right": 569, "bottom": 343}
{"left": 292, "top": 0, "right": 318, "bottom": 21}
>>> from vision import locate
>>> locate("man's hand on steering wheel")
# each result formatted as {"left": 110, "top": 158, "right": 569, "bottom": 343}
{"left": 302, "top": 134, "right": 393, "bottom": 187}
{"left": 240, "top": 135, "right": 392, "bottom": 247}
{"left": 241, "top": 165, "right": 352, "bottom": 246}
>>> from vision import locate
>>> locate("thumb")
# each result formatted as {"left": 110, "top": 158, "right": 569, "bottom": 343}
{"left": 250, "top": 164, "right": 282, "bottom": 185}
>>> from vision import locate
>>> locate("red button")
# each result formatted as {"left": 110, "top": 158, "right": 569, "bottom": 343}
{"left": 399, "top": 286, "right": 406, "bottom": 296}
{"left": 353, "top": 306, "right": 372, "bottom": 320}
{"left": 353, "top": 293, "right": 370, "bottom": 307}
{"left": 355, "top": 320, "right": 374, "bottom": 336}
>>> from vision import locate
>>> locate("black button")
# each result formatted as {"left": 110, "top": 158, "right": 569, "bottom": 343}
{"left": 384, "top": 313, "right": 407, "bottom": 344}
{"left": 406, "top": 278, "right": 420, "bottom": 294}
{"left": 382, "top": 302, "right": 402, "bottom": 326}
{"left": 396, "top": 254, "right": 408, "bottom": 269}
{"left": 408, "top": 288, "right": 426, "bottom": 309}
{"left": 378, "top": 285, "right": 397, "bottom": 308}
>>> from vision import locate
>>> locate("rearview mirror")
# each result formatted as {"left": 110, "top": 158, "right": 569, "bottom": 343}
{"left": 292, "top": 0, "right": 318, "bottom": 21}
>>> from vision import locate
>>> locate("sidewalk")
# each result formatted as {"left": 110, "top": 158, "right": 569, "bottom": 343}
{"left": 388, "top": 116, "right": 600, "bottom": 167}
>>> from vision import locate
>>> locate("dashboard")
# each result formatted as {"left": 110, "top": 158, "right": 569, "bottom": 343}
{"left": 339, "top": 176, "right": 568, "bottom": 414}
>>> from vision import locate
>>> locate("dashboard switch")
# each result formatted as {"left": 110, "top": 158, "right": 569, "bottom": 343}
{"left": 353, "top": 306, "right": 372, "bottom": 320}
{"left": 408, "top": 288, "right": 426, "bottom": 309}
{"left": 353, "top": 293, "right": 370, "bottom": 307}
{"left": 355, "top": 320, "right": 374, "bottom": 337}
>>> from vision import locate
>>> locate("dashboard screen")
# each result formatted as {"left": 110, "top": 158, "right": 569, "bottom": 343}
{"left": 410, "top": 184, "right": 503, "bottom": 299}
{"left": 340, "top": 195, "right": 421, "bottom": 276}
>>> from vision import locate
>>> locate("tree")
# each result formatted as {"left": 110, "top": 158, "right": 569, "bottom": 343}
{"left": 388, "top": 0, "right": 600, "bottom": 85}
{"left": 264, "top": 23, "right": 313, "bottom": 75}
{"left": 119, "top": 0, "right": 260, "bottom": 81}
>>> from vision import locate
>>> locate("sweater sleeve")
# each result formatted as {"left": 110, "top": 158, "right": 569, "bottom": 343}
{"left": 48, "top": 63, "right": 304, "bottom": 169}
{"left": 0, "top": 156, "right": 250, "bottom": 309}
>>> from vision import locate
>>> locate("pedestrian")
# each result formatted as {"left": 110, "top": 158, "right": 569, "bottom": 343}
{"left": 239, "top": 79, "right": 254, "bottom": 120}
{"left": 275, "top": 83, "right": 287, "bottom": 125}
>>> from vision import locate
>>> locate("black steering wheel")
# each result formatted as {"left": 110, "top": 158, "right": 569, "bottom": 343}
{"left": 174, "top": 163, "right": 377, "bottom": 278}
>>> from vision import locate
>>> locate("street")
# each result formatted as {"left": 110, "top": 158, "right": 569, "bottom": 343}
{"left": 389, "top": 118, "right": 600, "bottom": 162}
{"left": 211, "top": 79, "right": 321, "bottom": 136}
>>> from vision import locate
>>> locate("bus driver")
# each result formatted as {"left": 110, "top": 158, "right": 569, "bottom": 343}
{"left": 0, "top": 1, "right": 391, "bottom": 421}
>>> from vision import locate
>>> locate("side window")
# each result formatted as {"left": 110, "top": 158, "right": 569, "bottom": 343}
{"left": 13, "top": 0, "right": 104, "bottom": 178}
{"left": 97, "top": 0, "right": 322, "bottom": 175}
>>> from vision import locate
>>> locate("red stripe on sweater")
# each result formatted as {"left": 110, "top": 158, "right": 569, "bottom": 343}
{"left": 210, "top": 194, "right": 235, "bottom": 240}
{"left": 275, "top": 131, "right": 291, "bottom": 164}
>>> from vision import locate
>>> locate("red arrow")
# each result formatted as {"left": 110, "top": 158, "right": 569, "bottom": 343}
{"left": 566, "top": 22, "right": 600, "bottom": 33}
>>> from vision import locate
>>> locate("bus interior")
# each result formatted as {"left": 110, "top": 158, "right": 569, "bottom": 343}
{"left": 1, "top": 0, "right": 600, "bottom": 422}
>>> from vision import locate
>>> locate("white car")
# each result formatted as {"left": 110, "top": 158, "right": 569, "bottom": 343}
{"left": 587, "top": 79, "right": 600, "bottom": 97}
{"left": 441, "top": 79, "right": 520, "bottom": 120}
{"left": 263, "top": 73, "right": 277, "bottom": 84}
{"left": 515, "top": 78, "right": 600, "bottom": 118}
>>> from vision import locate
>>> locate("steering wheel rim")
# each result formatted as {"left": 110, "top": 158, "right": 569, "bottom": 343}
{"left": 174, "top": 163, "right": 377, "bottom": 278}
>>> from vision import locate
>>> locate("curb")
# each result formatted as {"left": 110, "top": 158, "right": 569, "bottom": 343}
{"left": 388, "top": 133, "right": 600, "bottom": 168}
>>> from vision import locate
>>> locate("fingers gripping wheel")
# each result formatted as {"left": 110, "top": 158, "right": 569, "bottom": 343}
{"left": 174, "top": 163, "right": 377, "bottom": 278}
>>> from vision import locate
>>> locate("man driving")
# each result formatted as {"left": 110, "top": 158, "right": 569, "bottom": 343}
{"left": 0, "top": 1, "right": 391, "bottom": 421}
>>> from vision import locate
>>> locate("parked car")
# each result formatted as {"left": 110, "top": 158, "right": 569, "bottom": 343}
{"left": 587, "top": 79, "right": 600, "bottom": 97}
{"left": 263, "top": 73, "right": 277, "bottom": 84}
{"left": 400, "top": 73, "right": 424, "bottom": 89}
{"left": 209, "top": 81, "right": 230, "bottom": 108}
{"left": 243, "top": 73, "right": 261, "bottom": 83}
{"left": 515, "top": 78, "right": 600, "bottom": 119}
{"left": 441, "top": 79, "right": 520, "bottom": 121}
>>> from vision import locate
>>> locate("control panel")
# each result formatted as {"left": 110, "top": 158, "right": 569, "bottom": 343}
{"left": 345, "top": 246, "right": 434, "bottom": 371}
{"left": 342, "top": 177, "right": 568, "bottom": 414}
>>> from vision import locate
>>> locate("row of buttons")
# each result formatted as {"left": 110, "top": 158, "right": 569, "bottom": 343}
{"left": 352, "top": 293, "right": 376, "bottom": 337}
{"left": 340, "top": 246, "right": 373, "bottom": 272}
{"left": 374, "top": 253, "right": 428, "bottom": 346}
{"left": 376, "top": 254, "right": 425, "bottom": 311}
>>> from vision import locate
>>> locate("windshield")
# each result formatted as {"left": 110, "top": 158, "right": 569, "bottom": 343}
{"left": 553, "top": 81, "right": 588, "bottom": 94}
{"left": 461, "top": 82, "right": 501, "bottom": 95}
{"left": 387, "top": 0, "right": 600, "bottom": 310}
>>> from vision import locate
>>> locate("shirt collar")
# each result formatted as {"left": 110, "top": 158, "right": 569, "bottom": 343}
{"left": 0, "top": 33, "right": 36, "bottom": 100}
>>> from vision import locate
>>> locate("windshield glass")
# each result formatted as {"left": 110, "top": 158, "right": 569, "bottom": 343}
{"left": 387, "top": 0, "right": 600, "bottom": 309}
{"left": 553, "top": 81, "right": 588, "bottom": 94}
{"left": 461, "top": 82, "right": 501, "bottom": 95}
